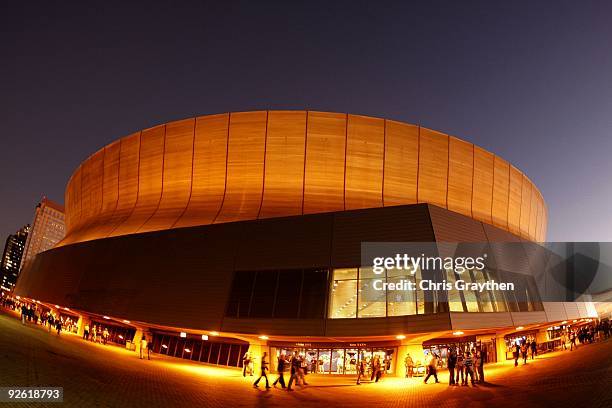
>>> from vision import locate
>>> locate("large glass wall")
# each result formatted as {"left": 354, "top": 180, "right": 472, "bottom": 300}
{"left": 226, "top": 268, "right": 328, "bottom": 319}
{"left": 329, "top": 266, "right": 428, "bottom": 318}
{"left": 152, "top": 333, "right": 248, "bottom": 367}
{"left": 328, "top": 265, "right": 541, "bottom": 318}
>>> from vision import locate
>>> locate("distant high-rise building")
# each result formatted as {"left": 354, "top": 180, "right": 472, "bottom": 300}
{"left": 19, "top": 197, "right": 65, "bottom": 272}
{"left": 1, "top": 225, "right": 30, "bottom": 291}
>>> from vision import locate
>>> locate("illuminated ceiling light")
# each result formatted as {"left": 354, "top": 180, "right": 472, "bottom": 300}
{"left": 122, "top": 320, "right": 130, "bottom": 324}
{"left": 561, "top": 321, "right": 567, "bottom": 324}
{"left": 184, "top": 348, "right": 191, "bottom": 353}
{"left": 118, "top": 335, "right": 124, "bottom": 339}
{"left": 180, "top": 332, "right": 187, "bottom": 338}
{"left": 396, "top": 335, "right": 406, "bottom": 340}
{"left": 453, "top": 331, "right": 464, "bottom": 336}
{"left": 572, "top": 320, "right": 577, "bottom": 323}
{"left": 63, "top": 307, "right": 70, "bottom": 311}
{"left": 516, "top": 326, "right": 524, "bottom": 330}
{"left": 258, "top": 335, "right": 269, "bottom": 340}
{"left": 202, "top": 334, "right": 208, "bottom": 341}
{"left": 162, "top": 344, "right": 168, "bottom": 349}
{"left": 103, "top": 316, "right": 110, "bottom": 320}
{"left": 15, "top": 296, "right": 20, "bottom": 299}
{"left": 55, "top": 305, "right": 60, "bottom": 308}
{"left": 209, "top": 331, "right": 219, "bottom": 336}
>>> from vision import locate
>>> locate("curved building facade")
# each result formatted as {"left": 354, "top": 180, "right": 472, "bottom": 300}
{"left": 16, "top": 110, "right": 594, "bottom": 375}
{"left": 60, "top": 111, "right": 546, "bottom": 246}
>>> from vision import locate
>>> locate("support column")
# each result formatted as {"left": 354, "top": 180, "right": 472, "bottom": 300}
{"left": 77, "top": 315, "right": 91, "bottom": 338}
{"left": 133, "top": 328, "right": 144, "bottom": 356}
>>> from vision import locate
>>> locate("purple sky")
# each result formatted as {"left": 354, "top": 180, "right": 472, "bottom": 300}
{"left": 1, "top": 1, "right": 611, "bottom": 242}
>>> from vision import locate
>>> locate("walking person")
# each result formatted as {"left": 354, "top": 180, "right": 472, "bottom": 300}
{"left": 530, "top": 340, "right": 537, "bottom": 359}
{"left": 139, "top": 336, "right": 147, "bottom": 359}
{"left": 521, "top": 342, "right": 528, "bottom": 365}
{"left": 102, "top": 328, "right": 109, "bottom": 345}
{"left": 243, "top": 351, "right": 252, "bottom": 377}
{"left": 477, "top": 349, "right": 486, "bottom": 383}
{"left": 147, "top": 337, "right": 153, "bottom": 360}
{"left": 513, "top": 343, "right": 520, "bottom": 367}
{"left": 21, "top": 304, "right": 27, "bottom": 324}
{"left": 55, "top": 319, "right": 62, "bottom": 335}
{"left": 273, "top": 353, "right": 287, "bottom": 388}
{"left": 371, "top": 355, "right": 382, "bottom": 382}
{"left": 83, "top": 324, "right": 90, "bottom": 340}
{"left": 455, "top": 351, "right": 464, "bottom": 385}
{"left": 405, "top": 353, "right": 414, "bottom": 378}
{"left": 473, "top": 350, "right": 481, "bottom": 383}
{"left": 287, "top": 353, "right": 301, "bottom": 390}
{"left": 447, "top": 348, "right": 457, "bottom": 385}
{"left": 464, "top": 352, "right": 475, "bottom": 386}
{"left": 253, "top": 352, "right": 270, "bottom": 389}
{"left": 570, "top": 331, "right": 577, "bottom": 351}
{"left": 356, "top": 359, "right": 365, "bottom": 385}
{"left": 423, "top": 353, "right": 439, "bottom": 384}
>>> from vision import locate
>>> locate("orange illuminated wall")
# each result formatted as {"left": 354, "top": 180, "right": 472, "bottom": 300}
{"left": 59, "top": 111, "right": 547, "bottom": 246}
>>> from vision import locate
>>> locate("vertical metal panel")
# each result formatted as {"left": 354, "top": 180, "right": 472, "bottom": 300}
{"left": 472, "top": 146, "right": 494, "bottom": 224}
{"left": 303, "top": 111, "right": 346, "bottom": 214}
{"left": 174, "top": 114, "right": 228, "bottom": 228}
{"left": 141, "top": 118, "right": 195, "bottom": 232}
{"left": 106, "top": 132, "right": 141, "bottom": 237}
{"left": 81, "top": 140, "right": 121, "bottom": 241}
{"left": 447, "top": 136, "right": 473, "bottom": 218}
{"left": 528, "top": 182, "right": 538, "bottom": 239}
{"left": 259, "top": 111, "right": 306, "bottom": 218}
{"left": 519, "top": 174, "right": 532, "bottom": 238}
{"left": 345, "top": 114, "right": 384, "bottom": 210}
{"left": 383, "top": 120, "right": 418, "bottom": 206}
{"left": 64, "top": 175, "right": 73, "bottom": 234}
{"left": 215, "top": 111, "right": 267, "bottom": 223}
{"left": 112, "top": 125, "right": 165, "bottom": 236}
{"left": 508, "top": 166, "right": 523, "bottom": 236}
{"left": 72, "top": 149, "right": 104, "bottom": 241}
{"left": 78, "top": 156, "right": 94, "bottom": 232}
{"left": 492, "top": 156, "right": 510, "bottom": 229}
{"left": 70, "top": 165, "right": 83, "bottom": 233}
{"left": 418, "top": 128, "right": 448, "bottom": 208}
{"left": 535, "top": 192, "right": 543, "bottom": 242}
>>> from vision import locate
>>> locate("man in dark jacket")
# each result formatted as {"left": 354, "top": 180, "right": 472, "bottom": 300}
{"left": 253, "top": 352, "right": 270, "bottom": 389}
{"left": 447, "top": 348, "right": 457, "bottom": 385}
{"left": 273, "top": 354, "right": 287, "bottom": 388}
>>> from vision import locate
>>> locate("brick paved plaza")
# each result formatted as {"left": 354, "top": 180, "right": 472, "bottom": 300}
{"left": 0, "top": 310, "right": 610, "bottom": 408}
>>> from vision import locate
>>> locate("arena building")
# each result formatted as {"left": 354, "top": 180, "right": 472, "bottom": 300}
{"left": 14, "top": 111, "right": 597, "bottom": 375}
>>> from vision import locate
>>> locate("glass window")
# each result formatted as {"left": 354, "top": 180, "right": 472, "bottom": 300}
{"left": 329, "top": 268, "right": 358, "bottom": 318}
{"left": 357, "top": 267, "right": 386, "bottom": 318}
{"left": 250, "top": 270, "right": 277, "bottom": 318}
{"left": 274, "top": 270, "right": 301, "bottom": 318}
{"left": 445, "top": 269, "right": 466, "bottom": 312}
{"left": 226, "top": 271, "right": 255, "bottom": 318}
{"left": 300, "top": 269, "right": 328, "bottom": 318}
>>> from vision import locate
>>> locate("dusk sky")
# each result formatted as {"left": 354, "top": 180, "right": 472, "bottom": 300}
{"left": 1, "top": 1, "right": 611, "bottom": 242}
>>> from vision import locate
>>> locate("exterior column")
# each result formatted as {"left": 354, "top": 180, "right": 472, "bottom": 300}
{"left": 495, "top": 334, "right": 507, "bottom": 362}
{"left": 246, "top": 340, "right": 268, "bottom": 375}
{"left": 77, "top": 315, "right": 91, "bottom": 338}
{"left": 397, "top": 342, "right": 425, "bottom": 377}
{"left": 133, "top": 328, "right": 144, "bottom": 356}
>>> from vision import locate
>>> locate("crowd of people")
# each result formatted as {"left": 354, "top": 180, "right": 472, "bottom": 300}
{"left": 415, "top": 347, "right": 486, "bottom": 386}
{"left": 1, "top": 296, "right": 76, "bottom": 336}
{"left": 82, "top": 323, "right": 110, "bottom": 345}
